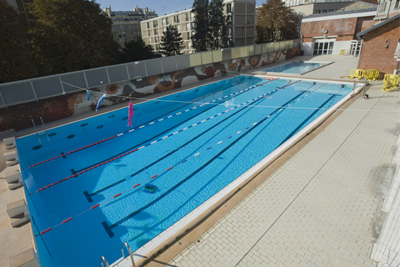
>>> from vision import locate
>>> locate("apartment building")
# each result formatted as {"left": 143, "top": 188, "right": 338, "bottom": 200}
{"left": 103, "top": 5, "right": 157, "bottom": 48}
{"left": 141, "top": 0, "right": 256, "bottom": 54}
{"left": 282, "top": 0, "right": 377, "bottom": 17}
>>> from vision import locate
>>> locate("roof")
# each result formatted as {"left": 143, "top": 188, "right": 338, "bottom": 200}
{"left": 357, "top": 14, "right": 400, "bottom": 38}
{"left": 304, "top": 7, "right": 377, "bottom": 19}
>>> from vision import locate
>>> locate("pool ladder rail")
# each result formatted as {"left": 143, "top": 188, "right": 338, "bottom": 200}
{"left": 101, "top": 242, "right": 136, "bottom": 267}
{"left": 31, "top": 117, "right": 49, "bottom": 144}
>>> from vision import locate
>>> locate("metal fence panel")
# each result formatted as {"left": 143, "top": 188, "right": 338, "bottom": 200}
{"left": 32, "top": 77, "right": 63, "bottom": 98}
{"left": 85, "top": 68, "right": 109, "bottom": 88}
{"left": 201, "top": 51, "right": 213, "bottom": 65}
{"left": 189, "top": 53, "right": 202, "bottom": 67}
{"left": 261, "top": 43, "right": 269, "bottom": 54}
{"left": 222, "top": 48, "right": 232, "bottom": 61}
{"left": 175, "top": 54, "right": 190, "bottom": 69}
{"left": 145, "top": 58, "right": 163, "bottom": 76}
{"left": 0, "top": 92, "right": 4, "bottom": 107}
{"left": 60, "top": 72, "right": 87, "bottom": 93}
{"left": 161, "top": 56, "right": 178, "bottom": 73}
{"left": 231, "top": 47, "right": 241, "bottom": 59}
{"left": 0, "top": 82, "right": 35, "bottom": 106}
{"left": 107, "top": 65, "right": 129, "bottom": 83}
{"left": 255, "top": 44, "right": 262, "bottom": 55}
{"left": 267, "top": 43, "right": 275, "bottom": 52}
{"left": 127, "top": 61, "right": 147, "bottom": 79}
{"left": 248, "top": 45, "right": 255, "bottom": 56}
{"left": 212, "top": 50, "right": 222, "bottom": 63}
{"left": 240, "top": 46, "right": 248, "bottom": 58}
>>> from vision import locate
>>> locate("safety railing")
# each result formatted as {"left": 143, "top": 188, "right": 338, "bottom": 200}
{"left": 0, "top": 39, "right": 300, "bottom": 108}
{"left": 121, "top": 242, "right": 136, "bottom": 267}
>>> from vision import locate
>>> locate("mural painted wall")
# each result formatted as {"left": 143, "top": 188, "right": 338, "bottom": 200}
{"left": 0, "top": 48, "right": 300, "bottom": 133}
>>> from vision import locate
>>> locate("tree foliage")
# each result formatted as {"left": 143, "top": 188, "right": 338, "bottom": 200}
{"left": 208, "top": 0, "right": 229, "bottom": 50}
{"left": 0, "top": 1, "right": 36, "bottom": 83}
{"left": 192, "top": 0, "right": 209, "bottom": 52}
{"left": 28, "top": 0, "right": 120, "bottom": 75}
{"left": 118, "top": 38, "right": 157, "bottom": 63}
{"left": 160, "top": 25, "right": 183, "bottom": 56}
{"left": 256, "top": 0, "right": 299, "bottom": 43}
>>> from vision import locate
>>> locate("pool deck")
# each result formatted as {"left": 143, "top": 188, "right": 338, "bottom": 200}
{"left": 163, "top": 55, "right": 400, "bottom": 267}
{"left": 0, "top": 55, "right": 399, "bottom": 267}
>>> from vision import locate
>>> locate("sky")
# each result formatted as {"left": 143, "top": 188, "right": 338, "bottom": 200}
{"left": 95, "top": 0, "right": 266, "bottom": 15}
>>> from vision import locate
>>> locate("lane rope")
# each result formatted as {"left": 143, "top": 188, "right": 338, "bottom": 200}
{"left": 36, "top": 80, "right": 329, "bottom": 237}
{"left": 28, "top": 79, "right": 278, "bottom": 169}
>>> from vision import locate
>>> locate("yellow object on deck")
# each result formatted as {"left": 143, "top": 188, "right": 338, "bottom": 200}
{"left": 339, "top": 49, "right": 346, "bottom": 56}
{"left": 349, "top": 69, "right": 365, "bottom": 80}
{"left": 364, "top": 69, "right": 380, "bottom": 81}
{"left": 383, "top": 74, "right": 399, "bottom": 92}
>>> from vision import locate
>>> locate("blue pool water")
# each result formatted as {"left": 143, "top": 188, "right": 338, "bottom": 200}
{"left": 264, "top": 61, "right": 327, "bottom": 74}
{"left": 17, "top": 75, "right": 353, "bottom": 266}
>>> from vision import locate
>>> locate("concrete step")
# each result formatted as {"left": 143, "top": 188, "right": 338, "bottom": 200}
{"left": 9, "top": 248, "right": 39, "bottom": 267}
{"left": 3, "top": 136, "right": 16, "bottom": 150}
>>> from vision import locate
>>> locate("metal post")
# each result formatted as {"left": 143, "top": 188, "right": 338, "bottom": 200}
{"left": 40, "top": 117, "right": 49, "bottom": 141}
{"left": 31, "top": 119, "right": 41, "bottom": 144}
{"left": 101, "top": 256, "right": 110, "bottom": 267}
{"left": 121, "top": 242, "right": 136, "bottom": 267}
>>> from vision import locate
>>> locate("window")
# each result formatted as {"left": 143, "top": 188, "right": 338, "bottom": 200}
{"left": 395, "top": 0, "right": 400, "bottom": 8}
{"left": 186, "top": 13, "right": 189, "bottom": 21}
{"left": 166, "top": 17, "right": 169, "bottom": 25}
{"left": 148, "top": 30, "right": 151, "bottom": 36}
{"left": 154, "top": 29, "right": 158, "bottom": 35}
{"left": 378, "top": 1, "right": 386, "bottom": 12}
{"left": 313, "top": 40, "right": 334, "bottom": 55}
{"left": 191, "top": 22, "right": 195, "bottom": 30}
{"left": 153, "top": 20, "right": 158, "bottom": 27}
{"left": 147, "top": 22, "right": 150, "bottom": 28}
{"left": 226, "top": 4, "right": 231, "bottom": 13}
{"left": 162, "top": 18, "right": 166, "bottom": 26}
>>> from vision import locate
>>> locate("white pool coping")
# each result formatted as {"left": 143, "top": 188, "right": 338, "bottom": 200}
{"left": 111, "top": 76, "right": 365, "bottom": 267}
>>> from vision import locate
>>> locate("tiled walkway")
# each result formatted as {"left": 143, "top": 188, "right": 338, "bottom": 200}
{"left": 169, "top": 62, "right": 400, "bottom": 266}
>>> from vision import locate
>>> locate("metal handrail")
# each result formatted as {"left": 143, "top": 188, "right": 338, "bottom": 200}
{"left": 40, "top": 117, "right": 49, "bottom": 141}
{"left": 100, "top": 256, "right": 110, "bottom": 267}
{"left": 31, "top": 119, "right": 41, "bottom": 144}
{"left": 121, "top": 241, "right": 136, "bottom": 267}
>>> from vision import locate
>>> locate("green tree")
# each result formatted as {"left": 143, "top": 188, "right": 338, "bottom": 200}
{"left": 256, "top": 0, "right": 299, "bottom": 43}
{"left": 0, "top": 1, "right": 36, "bottom": 83}
{"left": 208, "top": 0, "right": 228, "bottom": 49}
{"left": 160, "top": 25, "right": 183, "bottom": 56}
{"left": 28, "top": 0, "right": 119, "bottom": 75}
{"left": 118, "top": 38, "right": 157, "bottom": 63}
{"left": 192, "top": 0, "right": 209, "bottom": 52}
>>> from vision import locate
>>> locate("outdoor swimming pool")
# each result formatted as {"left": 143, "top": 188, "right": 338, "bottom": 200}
{"left": 263, "top": 61, "right": 329, "bottom": 74}
{"left": 17, "top": 75, "right": 360, "bottom": 266}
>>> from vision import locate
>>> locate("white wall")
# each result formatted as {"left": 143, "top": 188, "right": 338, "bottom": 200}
{"left": 333, "top": 40, "right": 353, "bottom": 55}
{"left": 301, "top": 42, "right": 314, "bottom": 56}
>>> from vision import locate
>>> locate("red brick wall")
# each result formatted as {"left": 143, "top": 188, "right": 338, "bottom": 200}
{"left": 357, "top": 17, "right": 400, "bottom": 74}
{"left": 302, "top": 18, "right": 358, "bottom": 42}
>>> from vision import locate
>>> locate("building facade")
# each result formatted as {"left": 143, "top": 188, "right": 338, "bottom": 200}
{"left": 140, "top": 0, "right": 256, "bottom": 54}
{"left": 283, "top": 0, "right": 377, "bottom": 17}
{"left": 356, "top": 0, "right": 400, "bottom": 74}
{"left": 301, "top": 8, "right": 376, "bottom": 56}
{"left": 102, "top": 5, "right": 157, "bottom": 48}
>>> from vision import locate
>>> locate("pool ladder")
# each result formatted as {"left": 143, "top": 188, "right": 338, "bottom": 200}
{"left": 101, "top": 242, "right": 136, "bottom": 267}
{"left": 31, "top": 117, "right": 49, "bottom": 144}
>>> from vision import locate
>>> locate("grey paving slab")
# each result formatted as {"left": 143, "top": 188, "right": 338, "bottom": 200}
{"left": 170, "top": 58, "right": 400, "bottom": 267}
